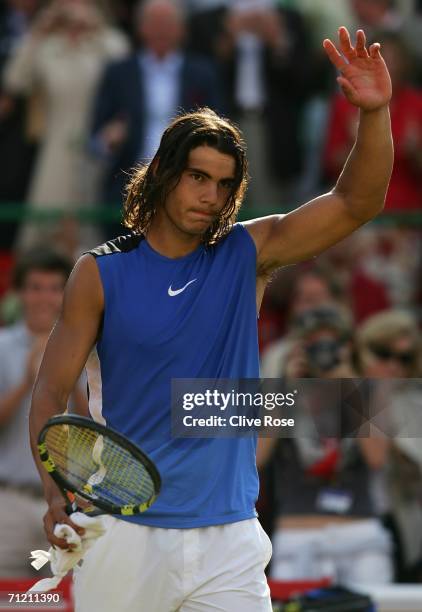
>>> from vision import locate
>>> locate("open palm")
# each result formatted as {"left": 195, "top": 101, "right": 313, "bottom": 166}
{"left": 323, "top": 27, "right": 392, "bottom": 111}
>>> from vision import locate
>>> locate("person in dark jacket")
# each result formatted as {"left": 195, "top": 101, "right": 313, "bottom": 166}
{"left": 91, "top": 0, "right": 224, "bottom": 236}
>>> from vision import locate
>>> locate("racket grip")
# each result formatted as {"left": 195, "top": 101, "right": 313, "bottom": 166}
{"left": 65, "top": 491, "right": 78, "bottom": 515}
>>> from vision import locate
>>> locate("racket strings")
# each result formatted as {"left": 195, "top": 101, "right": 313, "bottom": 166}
{"left": 44, "top": 424, "right": 155, "bottom": 506}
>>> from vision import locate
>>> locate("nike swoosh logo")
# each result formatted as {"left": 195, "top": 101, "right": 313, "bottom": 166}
{"left": 168, "top": 279, "right": 197, "bottom": 297}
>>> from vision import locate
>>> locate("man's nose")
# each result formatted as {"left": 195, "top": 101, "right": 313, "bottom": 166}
{"left": 200, "top": 182, "right": 218, "bottom": 205}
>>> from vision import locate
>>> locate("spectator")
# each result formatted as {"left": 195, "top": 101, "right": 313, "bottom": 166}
{"left": 357, "top": 308, "right": 421, "bottom": 405}
{"left": 91, "top": 0, "right": 224, "bottom": 237}
{"left": 260, "top": 267, "right": 345, "bottom": 376}
{"left": 258, "top": 305, "right": 393, "bottom": 586}
{"left": 2, "top": 0, "right": 129, "bottom": 250}
{"left": 357, "top": 309, "right": 422, "bottom": 581}
{"left": 189, "top": 0, "right": 314, "bottom": 211}
{"left": 323, "top": 31, "right": 422, "bottom": 212}
{"left": 0, "top": 248, "right": 87, "bottom": 577}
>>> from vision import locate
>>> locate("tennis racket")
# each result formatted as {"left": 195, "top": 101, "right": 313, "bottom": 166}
{"left": 37, "top": 414, "right": 161, "bottom": 516}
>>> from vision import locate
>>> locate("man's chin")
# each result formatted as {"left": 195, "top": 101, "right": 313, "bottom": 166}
{"left": 184, "top": 221, "right": 213, "bottom": 236}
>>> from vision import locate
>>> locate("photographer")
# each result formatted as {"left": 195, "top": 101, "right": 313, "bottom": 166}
{"left": 283, "top": 304, "right": 355, "bottom": 379}
{"left": 258, "top": 304, "right": 393, "bottom": 586}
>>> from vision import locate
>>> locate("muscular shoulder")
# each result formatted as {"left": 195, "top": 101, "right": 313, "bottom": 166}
{"left": 72, "top": 233, "right": 143, "bottom": 308}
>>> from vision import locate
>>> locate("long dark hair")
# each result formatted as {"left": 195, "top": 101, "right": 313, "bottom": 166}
{"left": 123, "top": 108, "right": 248, "bottom": 245}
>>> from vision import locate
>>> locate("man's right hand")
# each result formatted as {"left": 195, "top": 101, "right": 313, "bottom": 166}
{"left": 43, "top": 493, "right": 85, "bottom": 550}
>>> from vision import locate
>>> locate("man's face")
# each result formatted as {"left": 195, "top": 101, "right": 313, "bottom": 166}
{"left": 158, "top": 145, "right": 236, "bottom": 238}
{"left": 20, "top": 270, "right": 67, "bottom": 334}
{"left": 139, "top": 1, "right": 185, "bottom": 58}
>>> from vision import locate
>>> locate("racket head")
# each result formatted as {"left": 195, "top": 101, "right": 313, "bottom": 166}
{"left": 37, "top": 414, "right": 161, "bottom": 516}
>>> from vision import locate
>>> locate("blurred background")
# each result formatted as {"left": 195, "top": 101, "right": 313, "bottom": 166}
{"left": 0, "top": 0, "right": 422, "bottom": 608}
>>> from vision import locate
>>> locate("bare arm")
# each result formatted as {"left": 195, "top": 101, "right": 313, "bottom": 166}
{"left": 29, "top": 254, "right": 103, "bottom": 547}
{"left": 245, "top": 27, "right": 393, "bottom": 275}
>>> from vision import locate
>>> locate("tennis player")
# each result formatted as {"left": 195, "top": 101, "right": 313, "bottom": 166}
{"left": 30, "top": 27, "right": 393, "bottom": 611}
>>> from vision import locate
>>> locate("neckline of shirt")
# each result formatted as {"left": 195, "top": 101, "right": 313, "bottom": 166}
{"left": 142, "top": 238, "right": 204, "bottom": 263}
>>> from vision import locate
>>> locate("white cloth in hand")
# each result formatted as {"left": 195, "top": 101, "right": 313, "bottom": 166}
{"left": 28, "top": 512, "right": 107, "bottom": 592}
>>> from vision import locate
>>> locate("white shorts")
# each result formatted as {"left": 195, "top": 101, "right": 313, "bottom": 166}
{"left": 73, "top": 516, "right": 273, "bottom": 611}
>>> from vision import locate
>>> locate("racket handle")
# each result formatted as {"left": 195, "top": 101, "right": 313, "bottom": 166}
{"left": 64, "top": 491, "right": 103, "bottom": 516}
{"left": 65, "top": 491, "right": 78, "bottom": 515}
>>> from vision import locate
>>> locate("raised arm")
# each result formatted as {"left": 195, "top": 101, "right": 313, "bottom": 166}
{"left": 29, "top": 254, "right": 103, "bottom": 548}
{"left": 245, "top": 27, "right": 393, "bottom": 276}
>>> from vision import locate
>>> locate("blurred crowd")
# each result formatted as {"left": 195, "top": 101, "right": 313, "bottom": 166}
{"left": 258, "top": 271, "right": 422, "bottom": 586}
{"left": 0, "top": 0, "right": 422, "bottom": 254}
{"left": 0, "top": 0, "right": 422, "bottom": 592}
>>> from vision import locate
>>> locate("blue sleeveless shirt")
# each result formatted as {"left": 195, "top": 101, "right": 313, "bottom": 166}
{"left": 86, "top": 223, "right": 260, "bottom": 528}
